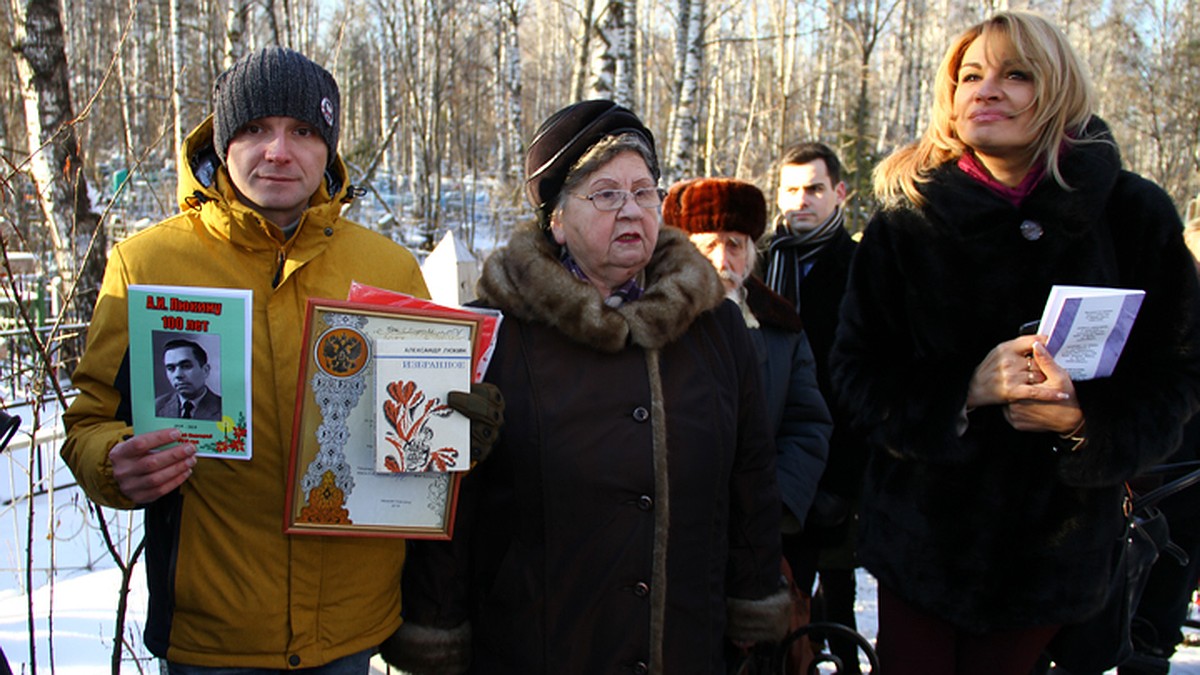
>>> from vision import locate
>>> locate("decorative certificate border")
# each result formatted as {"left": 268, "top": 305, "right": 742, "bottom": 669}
{"left": 284, "top": 299, "right": 484, "bottom": 539}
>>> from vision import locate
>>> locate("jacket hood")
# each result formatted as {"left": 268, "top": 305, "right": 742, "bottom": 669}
{"left": 175, "top": 115, "right": 354, "bottom": 233}
{"left": 477, "top": 225, "right": 726, "bottom": 352}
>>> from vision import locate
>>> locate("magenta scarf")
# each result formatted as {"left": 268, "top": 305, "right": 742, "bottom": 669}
{"left": 957, "top": 152, "right": 1046, "bottom": 207}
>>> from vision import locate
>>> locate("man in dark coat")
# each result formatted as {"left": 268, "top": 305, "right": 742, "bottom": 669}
{"left": 762, "top": 142, "right": 868, "bottom": 672}
{"left": 667, "top": 177, "right": 831, "bottom": 536}
{"left": 669, "top": 176, "right": 834, "bottom": 671}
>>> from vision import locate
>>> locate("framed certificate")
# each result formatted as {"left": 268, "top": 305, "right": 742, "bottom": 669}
{"left": 284, "top": 298, "right": 486, "bottom": 539}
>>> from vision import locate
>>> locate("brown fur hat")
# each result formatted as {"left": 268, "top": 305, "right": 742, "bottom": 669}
{"left": 663, "top": 178, "right": 767, "bottom": 240}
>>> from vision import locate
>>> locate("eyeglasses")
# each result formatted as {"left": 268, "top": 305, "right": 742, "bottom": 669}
{"left": 575, "top": 187, "right": 667, "bottom": 212}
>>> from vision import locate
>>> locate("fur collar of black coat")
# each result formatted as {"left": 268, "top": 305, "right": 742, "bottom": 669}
{"left": 477, "top": 225, "right": 726, "bottom": 352}
{"left": 914, "top": 117, "right": 1120, "bottom": 240}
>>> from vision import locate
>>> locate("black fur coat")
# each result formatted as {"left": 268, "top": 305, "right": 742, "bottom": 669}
{"left": 830, "top": 118, "right": 1200, "bottom": 632}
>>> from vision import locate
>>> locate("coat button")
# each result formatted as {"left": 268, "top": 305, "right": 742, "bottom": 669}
{"left": 632, "top": 661, "right": 649, "bottom": 675}
{"left": 637, "top": 495, "right": 654, "bottom": 511}
{"left": 633, "top": 581, "right": 650, "bottom": 597}
{"left": 632, "top": 406, "right": 649, "bottom": 422}
{"left": 288, "top": 654, "right": 301, "bottom": 666}
{"left": 324, "top": 227, "right": 334, "bottom": 236}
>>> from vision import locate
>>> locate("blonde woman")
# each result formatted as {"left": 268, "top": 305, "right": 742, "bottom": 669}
{"left": 830, "top": 11, "right": 1200, "bottom": 675}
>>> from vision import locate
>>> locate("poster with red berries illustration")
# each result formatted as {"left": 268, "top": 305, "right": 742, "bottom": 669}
{"left": 374, "top": 340, "right": 471, "bottom": 473}
{"left": 285, "top": 298, "right": 489, "bottom": 539}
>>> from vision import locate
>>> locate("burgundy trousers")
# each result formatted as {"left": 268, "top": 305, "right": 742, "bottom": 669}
{"left": 876, "top": 585, "right": 1060, "bottom": 675}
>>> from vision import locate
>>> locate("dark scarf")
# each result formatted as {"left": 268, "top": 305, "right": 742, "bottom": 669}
{"left": 764, "top": 206, "right": 845, "bottom": 309}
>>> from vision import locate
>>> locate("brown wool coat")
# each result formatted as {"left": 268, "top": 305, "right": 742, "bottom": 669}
{"left": 388, "top": 225, "right": 790, "bottom": 674}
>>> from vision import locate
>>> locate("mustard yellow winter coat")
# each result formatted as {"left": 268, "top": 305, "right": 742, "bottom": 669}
{"left": 62, "top": 116, "right": 428, "bottom": 668}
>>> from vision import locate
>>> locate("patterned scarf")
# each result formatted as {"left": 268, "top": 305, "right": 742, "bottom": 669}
{"left": 560, "top": 247, "right": 644, "bottom": 307}
{"left": 764, "top": 206, "right": 845, "bottom": 311}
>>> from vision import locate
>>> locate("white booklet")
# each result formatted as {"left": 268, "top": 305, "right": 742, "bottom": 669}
{"left": 1036, "top": 285, "right": 1145, "bottom": 380}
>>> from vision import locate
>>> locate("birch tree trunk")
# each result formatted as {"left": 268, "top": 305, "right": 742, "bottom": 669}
{"left": 393, "top": 0, "right": 455, "bottom": 248}
{"left": 170, "top": 0, "right": 185, "bottom": 160}
{"left": 379, "top": 45, "right": 391, "bottom": 176}
{"left": 224, "top": 0, "right": 250, "bottom": 67}
{"left": 735, "top": 6, "right": 762, "bottom": 176}
{"left": 571, "top": 0, "right": 596, "bottom": 101}
{"left": 615, "top": 0, "right": 636, "bottom": 108}
{"left": 10, "top": 0, "right": 103, "bottom": 315}
{"left": 495, "top": 0, "right": 524, "bottom": 186}
{"left": 264, "top": 0, "right": 282, "bottom": 44}
{"left": 771, "top": 0, "right": 794, "bottom": 154}
{"left": 588, "top": 0, "right": 636, "bottom": 105}
{"left": 702, "top": 44, "right": 722, "bottom": 177}
{"left": 114, "top": 4, "right": 133, "bottom": 166}
{"left": 666, "top": 0, "right": 704, "bottom": 182}
{"left": 587, "top": 2, "right": 619, "bottom": 99}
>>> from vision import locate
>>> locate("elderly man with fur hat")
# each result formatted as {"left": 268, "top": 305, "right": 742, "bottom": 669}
{"left": 385, "top": 101, "right": 789, "bottom": 675}
{"left": 63, "top": 47, "right": 471, "bottom": 672}
{"left": 667, "top": 178, "right": 833, "bottom": 670}
{"left": 667, "top": 177, "right": 831, "bottom": 539}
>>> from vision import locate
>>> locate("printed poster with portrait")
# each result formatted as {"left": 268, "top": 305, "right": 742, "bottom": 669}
{"left": 284, "top": 298, "right": 488, "bottom": 539}
{"left": 127, "top": 285, "right": 253, "bottom": 460}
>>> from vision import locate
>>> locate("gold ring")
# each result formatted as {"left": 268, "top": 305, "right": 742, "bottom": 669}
{"left": 1026, "top": 354, "right": 1033, "bottom": 371}
{"left": 1027, "top": 371, "right": 1035, "bottom": 385}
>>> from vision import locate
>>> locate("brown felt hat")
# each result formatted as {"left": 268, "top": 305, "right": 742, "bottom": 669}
{"left": 662, "top": 178, "right": 767, "bottom": 240}
{"left": 525, "top": 100, "right": 657, "bottom": 226}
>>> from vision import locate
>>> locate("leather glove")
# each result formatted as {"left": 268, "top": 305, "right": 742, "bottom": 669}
{"left": 379, "top": 621, "right": 471, "bottom": 675}
{"left": 447, "top": 382, "right": 504, "bottom": 464}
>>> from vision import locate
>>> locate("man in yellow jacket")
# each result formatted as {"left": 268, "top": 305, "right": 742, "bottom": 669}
{"left": 62, "top": 47, "right": 429, "bottom": 672}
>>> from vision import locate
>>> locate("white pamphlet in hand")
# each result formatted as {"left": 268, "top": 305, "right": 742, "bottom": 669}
{"left": 1036, "top": 285, "right": 1145, "bottom": 380}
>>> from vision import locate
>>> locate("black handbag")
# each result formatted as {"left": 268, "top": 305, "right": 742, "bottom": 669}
{"left": 1045, "top": 464, "right": 1200, "bottom": 673}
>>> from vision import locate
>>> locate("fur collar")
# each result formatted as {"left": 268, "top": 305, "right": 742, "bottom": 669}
{"left": 478, "top": 225, "right": 726, "bottom": 353}
{"left": 745, "top": 276, "right": 804, "bottom": 333}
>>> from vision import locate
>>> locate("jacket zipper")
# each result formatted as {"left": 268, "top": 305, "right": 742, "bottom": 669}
{"left": 272, "top": 248, "right": 285, "bottom": 288}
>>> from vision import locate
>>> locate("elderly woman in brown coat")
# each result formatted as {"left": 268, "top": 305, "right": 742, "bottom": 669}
{"left": 382, "top": 100, "right": 790, "bottom": 675}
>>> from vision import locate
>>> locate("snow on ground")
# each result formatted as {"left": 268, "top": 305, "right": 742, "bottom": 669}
{"left": 4, "top": 339, "right": 1200, "bottom": 674}
{"left": 3, "top": 565, "right": 1200, "bottom": 674}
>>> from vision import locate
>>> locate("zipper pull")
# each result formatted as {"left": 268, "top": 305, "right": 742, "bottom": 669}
{"left": 272, "top": 249, "right": 285, "bottom": 288}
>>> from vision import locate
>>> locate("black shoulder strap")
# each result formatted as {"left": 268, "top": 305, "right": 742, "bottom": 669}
{"left": 1133, "top": 463, "right": 1200, "bottom": 513}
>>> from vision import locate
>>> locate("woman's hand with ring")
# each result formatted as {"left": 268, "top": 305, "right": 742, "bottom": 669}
{"left": 967, "top": 335, "right": 1055, "bottom": 409}
{"left": 1005, "top": 341, "right": 1082, "bottom": 432}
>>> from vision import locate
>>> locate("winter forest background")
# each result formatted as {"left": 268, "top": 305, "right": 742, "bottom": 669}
{"left": 1, "top": 0, "right": 1199, "bottom": 671}
{"left": 4, "top": 0, "right": 1200, "bottom": 328}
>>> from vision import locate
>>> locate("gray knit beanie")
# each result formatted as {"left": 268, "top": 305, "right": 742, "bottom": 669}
{"left": 212, "top": 46, "right": 340, "bottom": 166}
